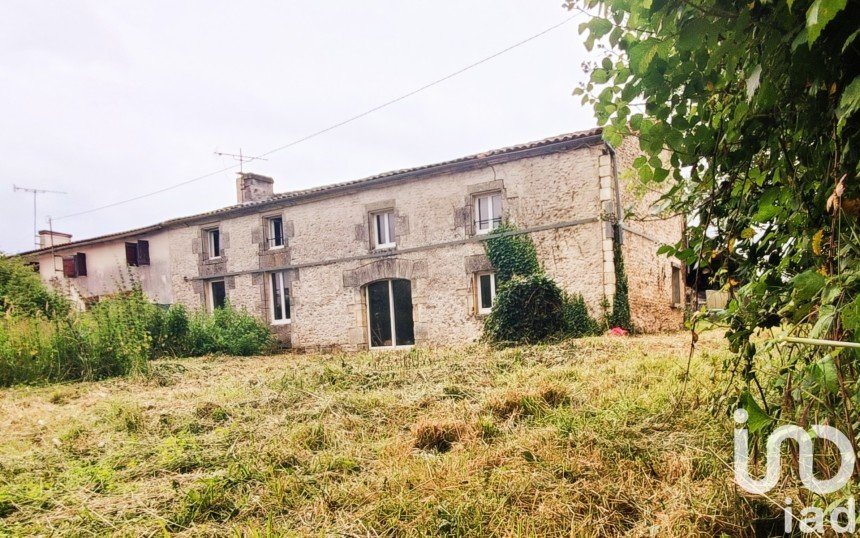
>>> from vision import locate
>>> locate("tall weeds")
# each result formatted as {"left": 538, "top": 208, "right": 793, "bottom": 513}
{"left": 0, "top": 287, "right": 274, "bottom": 387}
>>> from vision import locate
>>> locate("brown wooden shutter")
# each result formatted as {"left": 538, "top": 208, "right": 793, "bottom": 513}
{"left": 137, "top": 240, "right": 150, "bottom": 266}
{"left": 62, "top": 257, "right": 77, "bottom": 278}
{"left": 74, "top": 253, "right": 87, "bottom": 276}
{"left": 125, "top": 242, "right": 138, "bottom": 266}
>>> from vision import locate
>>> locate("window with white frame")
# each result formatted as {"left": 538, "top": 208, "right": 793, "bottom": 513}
{"left": 206, "top": 228, "right": 221, "bottom": 259}
{"left": 372, "top": 211, "right": 396, "bottom": 249}
{"left": 474, "top": 192, "right": 502, "bottom": 234}
{"left": 476, "top": 272, "right": 496, "bottom": 315}
{"left": 267, "top": 216, "right": 284, "bottom": 249}
{"left": 270, "top": 271, "right": 291, "bottom": 324}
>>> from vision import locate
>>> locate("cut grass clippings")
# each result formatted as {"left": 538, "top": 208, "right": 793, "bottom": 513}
{"left": 0, "top": 332, "right": 765, "bottom": 536}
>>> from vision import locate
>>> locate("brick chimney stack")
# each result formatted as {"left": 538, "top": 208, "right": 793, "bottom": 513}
{"left": 236, "top": 173, "right": 274, "bottom": 204}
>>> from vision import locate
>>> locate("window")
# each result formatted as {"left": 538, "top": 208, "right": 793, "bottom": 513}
{"left": 366, "top": 279, "right": 414, "bottom": 348}
{"left": 474, "top": 192, "right": 502, "bottom": 234}
{"left": 209, "top": 280, "right": 226, "bottom": 311}
{"left": 270, "top": 272, "right": 291, "bottom": 324}
{"left": 671, "top": 265, "right": 682, "bottom": 306}
{"left": 125, "top": 240, "right": 150, "bottom": 266}
{"left": 206, "top": 229, "right": 221, "bottom": 259}
{"left": 62, "top": 252, "right": 87, "bottom": 278}
{"left": 476, "top": 272, "right": 497, "bottom": 315}
{"left": 372, "top": 211, "right": 396, "bottom": 249}
{"left": 267, "top": 217, "right": 284, "bottom": 249}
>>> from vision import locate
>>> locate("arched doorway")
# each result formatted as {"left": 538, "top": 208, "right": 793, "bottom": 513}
{"left": 366, "top": 279, "right": 414, "bottom": 348}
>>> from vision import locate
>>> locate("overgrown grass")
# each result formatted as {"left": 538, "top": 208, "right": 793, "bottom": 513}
{"left": 0, "top": 290, "right": 274, "bottom": 387}
{"left": 0, "top": 333, "right": 770, "bottom": 535}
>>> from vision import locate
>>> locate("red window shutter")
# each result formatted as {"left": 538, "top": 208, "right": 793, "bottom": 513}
{"left": 125, "top": 242, "right": 138, "bottom": 266}
{"left": 137, "top": 240, "right": 150, "bottom": 266}
{"left": 62, "top": 257, "right": 76, "bottom": 278}
{"left": 74, "top": 253, "right": 87, "bottom": 277}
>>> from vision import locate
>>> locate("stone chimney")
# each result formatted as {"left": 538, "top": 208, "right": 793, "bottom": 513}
{"left": 38, "top": 230, "right": 72, "bottom": 249}
{"left": 236, "top": 173, "right": 274, "bottom": 204}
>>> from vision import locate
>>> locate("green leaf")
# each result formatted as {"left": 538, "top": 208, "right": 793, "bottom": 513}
{"left": 745, "top": 64, "right": 762, "bottom": 101}
{"left": 592, "top": 69, "right": 610, "bottom": 84}
{"left": 810, "top": 304, "right": 835, "bottom": 339}
{"left": 739, "top": 392, "right": 772, "bottom": 434}
{"left": 792, "top": 270, "right": 825, "bottom": 303}
{"left": 841, "top": 295, "right": 860, "bottom": 336}
{"left": 806, "top": 0, "right": 847, "bottom": 44}
{"left": 837, "top": 76, "right": 860, "bottom": 122}
{"left": 843, "top": 28, "right": 860, "bottom": 53}
{"left": 589, "top": 18, "right": 613, "bottom": 39}
{"left": 808, "top": 355, "right": 839, "bottom": 395}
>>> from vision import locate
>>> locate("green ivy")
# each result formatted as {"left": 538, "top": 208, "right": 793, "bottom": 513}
{"left": 564, "top": 293, "right": 602, "bottom": 337}
{"left": 608, "top": 225, "right": 632, "bottom": 332}
{"left": 484, "top": 222, "right": 542, "bottom": 285}
{"left": 484, "top": 274, "right": 568, "bottom": 344}
{"left": 483, "top": 223, "right": 600, "bottom": 343}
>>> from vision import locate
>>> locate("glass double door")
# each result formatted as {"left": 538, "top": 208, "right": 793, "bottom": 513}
{"left": 366, "top": 279, "right": 414, "bottom": 348}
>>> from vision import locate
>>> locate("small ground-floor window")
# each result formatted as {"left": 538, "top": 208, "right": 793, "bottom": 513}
{"left": 270, "top": 271, "right": 291, "bottom": 324}
{"left": 366, "top": 279, "right": 414, "bottom": 348}
{"left": 477, "top": 272, "right": 496, "bottom": 315}
{"left": 209, "top": 280, "right": 226, "bottom": 311}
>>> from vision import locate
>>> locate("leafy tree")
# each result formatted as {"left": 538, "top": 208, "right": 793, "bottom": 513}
{"left": 568, "top": 0, "right": 859, "bottom": 429}
{"left": 0, "top": 254, "right": 68, "bottom": 319}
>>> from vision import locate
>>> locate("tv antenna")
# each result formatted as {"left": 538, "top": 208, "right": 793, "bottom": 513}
{"left": 214, "top": 148, "right": 268, "bottom": 174}
{"left": 13, "top": 185, "right": 68, "bottom": 248}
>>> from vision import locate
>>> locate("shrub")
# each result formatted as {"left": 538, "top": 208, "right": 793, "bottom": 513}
{"left": 186, "top": 303, "right": 273, "bottom": 357}
{"left": 563, "top": 293, "right": 601, "bottom": 337}
{"left": 0, "top": 293, "right": 273, "bottom": 386}
{"left": 0, "top": 255, "right": 69, "bottom": 319}
{"left": 148, "top": 304, "right": 190, "bottom": 358}
{"left": 484, "top": 274, "right": 567, "bottom": 344}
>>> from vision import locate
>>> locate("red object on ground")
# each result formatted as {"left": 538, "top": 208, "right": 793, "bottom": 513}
{"left": 609, "top": 327, "right": 629, "bottom": 336}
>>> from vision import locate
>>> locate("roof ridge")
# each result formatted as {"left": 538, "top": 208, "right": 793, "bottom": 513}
{"left": 16, "top": 128, "right": 603, "bottom": 256}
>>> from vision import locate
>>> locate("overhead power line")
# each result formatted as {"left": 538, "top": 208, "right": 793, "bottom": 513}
{"left": 54, "top": 13, "right": 581, "bottom": 222}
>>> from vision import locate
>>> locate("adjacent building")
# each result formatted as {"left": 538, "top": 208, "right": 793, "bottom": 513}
{"left": 21, "top": 129, "right": 685, "bottom": 350}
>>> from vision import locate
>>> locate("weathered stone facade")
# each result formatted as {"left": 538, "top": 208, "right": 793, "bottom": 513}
{"left": 24, "top": 130, "right": 685, "bottom": 349}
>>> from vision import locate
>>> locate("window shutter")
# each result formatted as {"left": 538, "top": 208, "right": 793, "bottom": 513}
{"left": 125, "top": 242, "right": 138, "bottom": 266}
{"left": 137, "top": 240, "right": 150, "bottom": 266}
{"left": 74, "top": 253, "right": 87, "bottom": 276}
{"left": 62, "top": 256, "right": 77, "bottom": 278}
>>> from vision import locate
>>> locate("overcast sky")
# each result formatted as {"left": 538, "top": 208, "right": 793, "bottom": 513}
{"left": 0, "top": 1, "right": 597, "bottom": 254}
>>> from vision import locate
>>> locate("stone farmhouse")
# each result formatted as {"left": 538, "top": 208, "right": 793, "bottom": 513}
{"left": 21, "top": 129, "right": 684, "bottom": 351}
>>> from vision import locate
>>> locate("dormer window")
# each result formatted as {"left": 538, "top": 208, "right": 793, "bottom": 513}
{"left": 474, "top": 192, "right": 502, "bottom": 234}
{"left": 267, "top": 217, "right": 284, "bottom": 249}
{"left": 372, "top": 211, "right": 396, "bottom": 249}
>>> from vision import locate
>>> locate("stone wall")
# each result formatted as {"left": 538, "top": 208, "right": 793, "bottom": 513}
{"left": 168, "top": 143, "right": 612, "bottom": 350}
{"left": 613, "top": 137, "right": 685, "bottom": 332}
{"left": 32, "top": 134, "right": 686, "bottom": 346}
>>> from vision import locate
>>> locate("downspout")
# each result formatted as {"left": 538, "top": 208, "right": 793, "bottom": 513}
{"left": 604, "top": 141, "right": 623, "bottom": 243}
